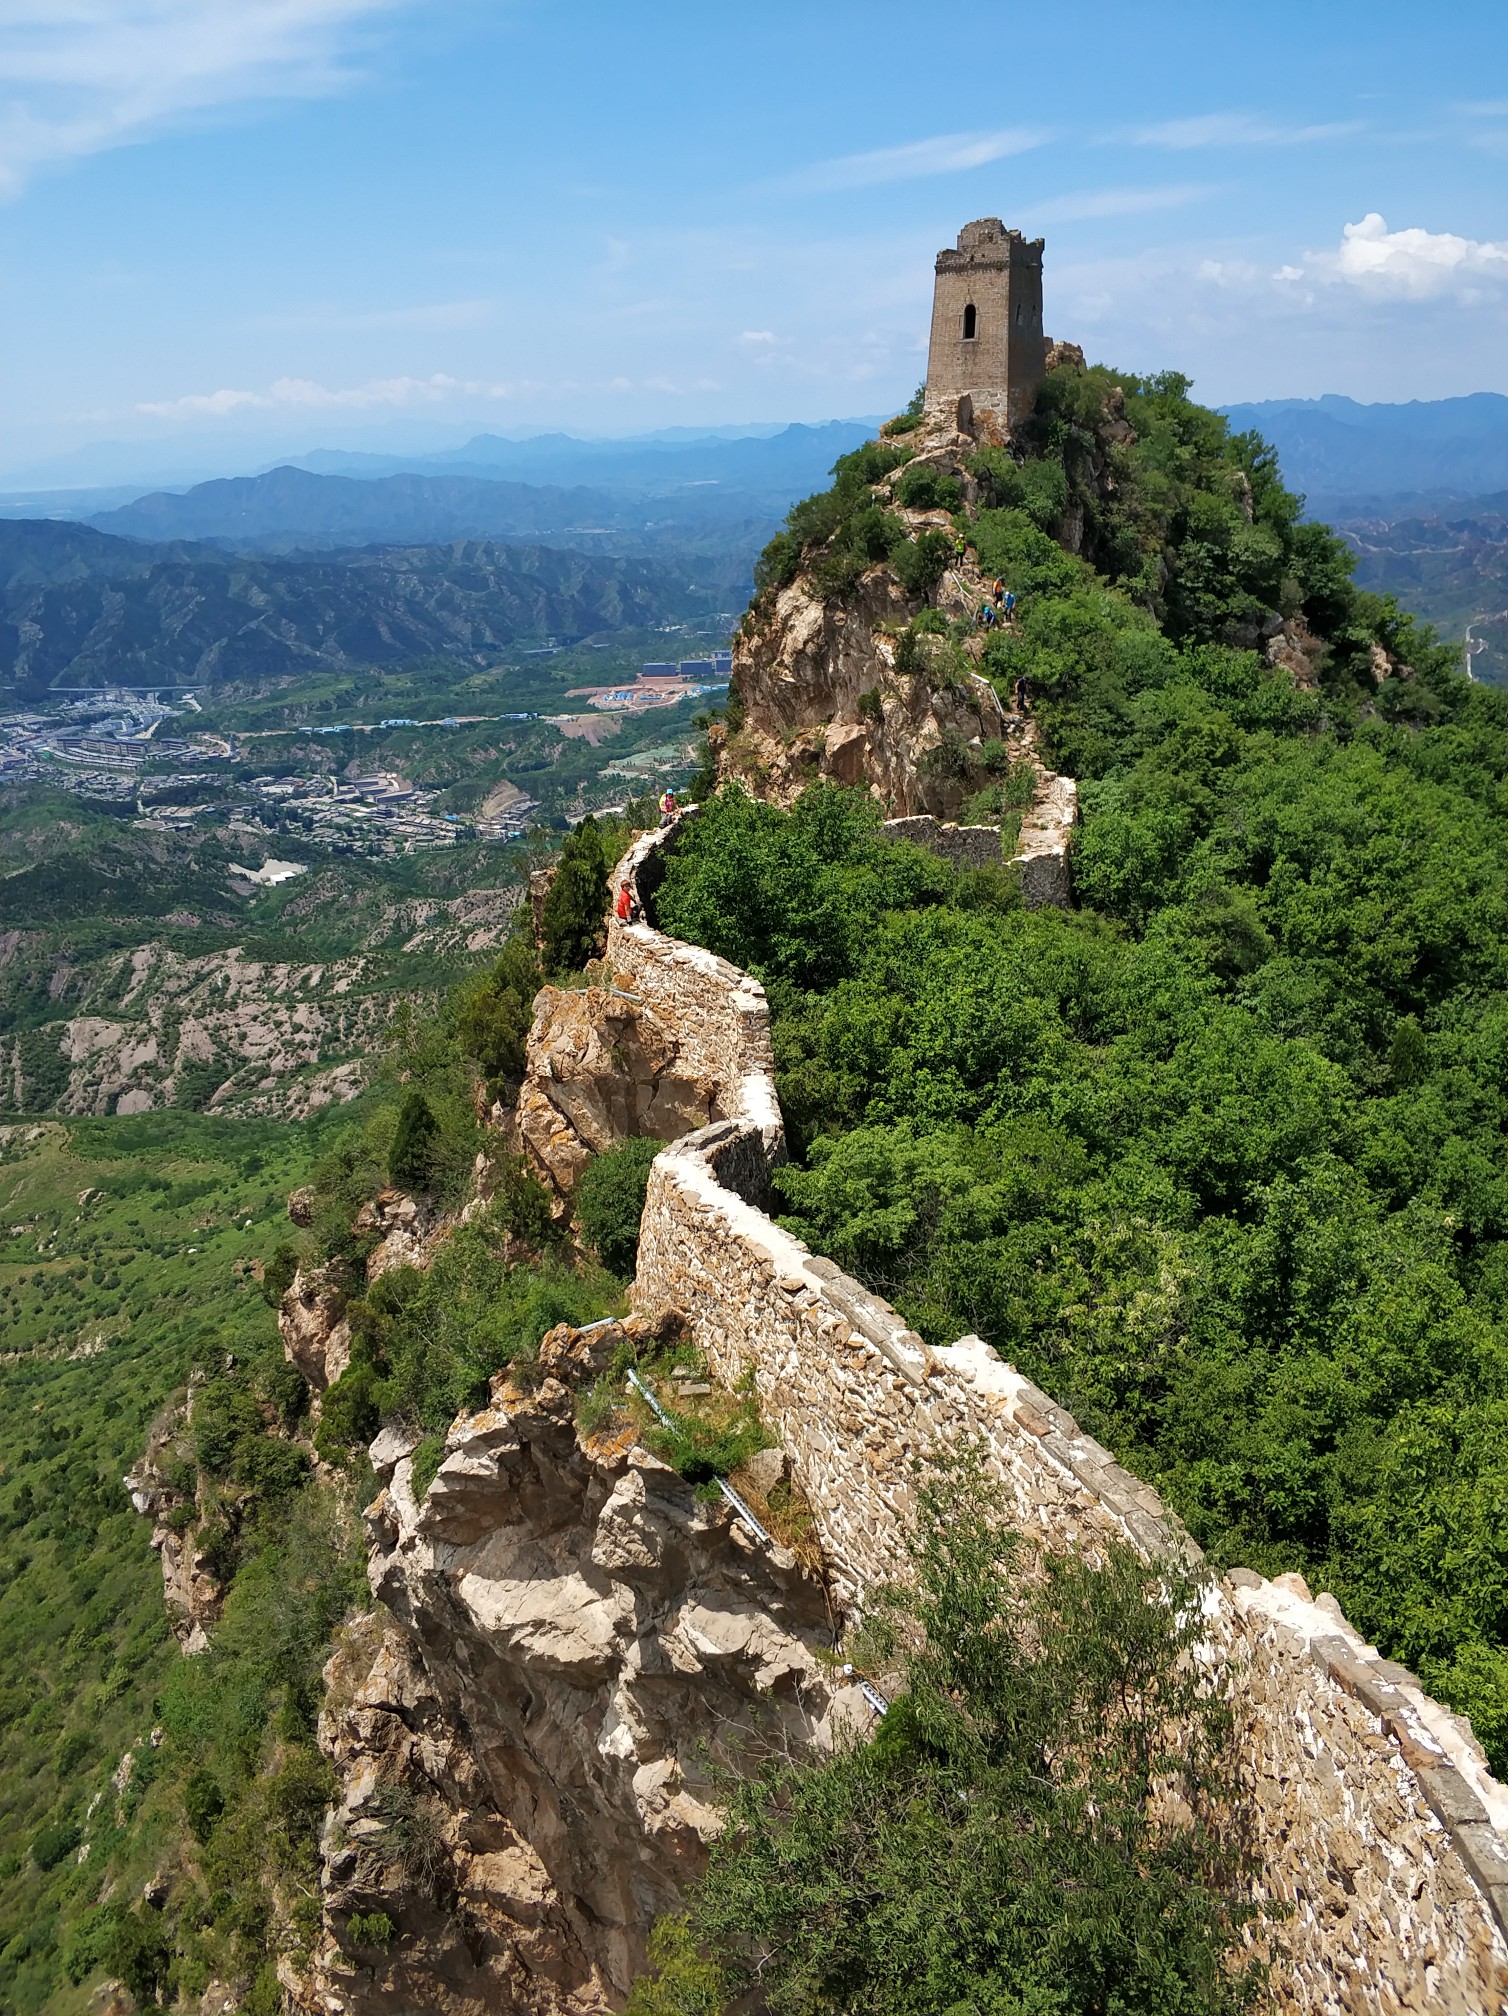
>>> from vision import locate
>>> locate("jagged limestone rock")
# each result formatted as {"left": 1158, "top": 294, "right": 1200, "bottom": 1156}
{"left": 287, "top": 1315, "right": 863, "bottom": 2016}
{"left": 515, "top": 982, "right": 718, "bottom": 1202}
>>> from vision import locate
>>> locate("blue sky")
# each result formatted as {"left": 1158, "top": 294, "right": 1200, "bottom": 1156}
{"left": 1, "top": 0, "right": 1505, "bottom": 484}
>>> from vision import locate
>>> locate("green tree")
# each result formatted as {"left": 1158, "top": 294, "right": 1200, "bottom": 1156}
{"left": 574, "top": 1137, "right": 666, "bottom": 1277}
{"left": 540, "top": 817, "right": 613, "bottom": 976}
{"left": 183, "top": 1767, "right": 225, "bottom": 1845}
{"left": 894, "top": 462, "right": 962, "bottom": 512}
{"left": 107, "top": 1907, "right": 171, "bottom": 2011}
{"left": 892, "top": 527, "right": 952, "bottom": 603}
{"left": 388, "top": 1090, "right": 440, "bottom": 1191}
{"left": 455, "top": 929, "right": 543, "bottom": 1100}
{"left": 629, "top": 1473, "right": 1261, "bottom": 2016}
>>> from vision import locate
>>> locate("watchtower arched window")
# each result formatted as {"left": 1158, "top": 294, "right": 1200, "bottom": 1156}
{"left": 1015, "top": 303, "right": 1023, "bottom": 326}
{"left": 962, "top": 303, "right": 977, "bottom": 340}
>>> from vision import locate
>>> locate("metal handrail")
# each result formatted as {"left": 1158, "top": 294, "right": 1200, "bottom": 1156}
{"left": 625, "top": 1365, "right": 774, "bottom": 1547}
{"left": 624, "top": 1370, "right": 887, "bottom": 1714}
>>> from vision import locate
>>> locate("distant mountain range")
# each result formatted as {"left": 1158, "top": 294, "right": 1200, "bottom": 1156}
{"left": 5, "top": 402, "right": 1508, "bottom": 700}
{"left": 84, "top": 465, "right": 776, "bottom": 575}
{"left": 25, "top": 422, "right": 884, "bottom": 593}
{"left": 1222, "top": 394, "right": 1508, "bottom": 510}
{"left": 0, "top": 521, "right": 718, "bottom": 700}
{"left": 293, "top": 419, "right": 877, "bottom": 495}
{"left": 15, "top": 403, "right": 1508, "bottom": 553}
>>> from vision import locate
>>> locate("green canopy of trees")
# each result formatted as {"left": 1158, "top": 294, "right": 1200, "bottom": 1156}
{"left": 656, "top": 374, "right": 1508, "bottom": 1768}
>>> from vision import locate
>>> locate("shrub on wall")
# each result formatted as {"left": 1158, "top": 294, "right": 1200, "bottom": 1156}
{"left": 895, "top": 461, "right": 962, "bottom": 513}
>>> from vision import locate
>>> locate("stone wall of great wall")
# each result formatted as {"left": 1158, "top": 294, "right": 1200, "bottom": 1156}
{"left": 593, "top": 815, "right": 1508, "bottom": 2014}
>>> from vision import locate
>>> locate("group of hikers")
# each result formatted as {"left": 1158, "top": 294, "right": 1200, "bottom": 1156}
{"left": 950, "top": 534, "right": 1018, "bottom": 631}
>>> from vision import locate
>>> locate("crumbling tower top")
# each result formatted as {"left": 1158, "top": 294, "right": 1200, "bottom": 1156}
{"left": 923, "top": 218, "right": 1046, "bottom": 435}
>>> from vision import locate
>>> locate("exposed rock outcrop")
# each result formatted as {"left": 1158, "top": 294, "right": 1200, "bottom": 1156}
{"left": 726, "top": 559, "right": 1010, "bottom": 819}
{"left": 281, "top": 1263, "right": 353, "bottom": 1398}
{"left": 721, "top": 415, "right": 1077, "bottom": 899}
{"left": 357, "top": 1187, "right": 437, "bottom": 1282}
{"left": 1266, "top": 613, "right": 1325, "bottom": 691}
{"left": 10, "top": 883, "right": 518, "bottom": 1121}
{"left": 125, "top": 1380, "right": 236, "bottom": 1655}
{"left": 516, "top": 981, "right": 719, "bottom": 1203}
{"left": 280, "top": 1189, "right": 437, "bottom": 1399}
{"left": 289, "top": 1314, "right": 861, "bottom": 2016}
{"left": 294, "top": 1613, "right": 603, "bottom": 2016}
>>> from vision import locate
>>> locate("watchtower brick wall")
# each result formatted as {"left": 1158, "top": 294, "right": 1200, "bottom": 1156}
{"left": 924, "top": 217, "right": 1046, "bottom": 433}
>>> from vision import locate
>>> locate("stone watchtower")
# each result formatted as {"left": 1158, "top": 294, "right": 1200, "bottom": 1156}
{"left": 924, "top": 218, "right": 1046, "bottom": 434}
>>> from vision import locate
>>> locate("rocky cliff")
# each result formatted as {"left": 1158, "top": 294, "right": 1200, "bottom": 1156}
{"left": 125, "top": 1377, "right": 236, "bottom": 1656}
{"left": 280, "top": 1300, "right": 859, "bottom": 2016}
{"left": 719, "top": 414, "right": 1077, "bottom": 895}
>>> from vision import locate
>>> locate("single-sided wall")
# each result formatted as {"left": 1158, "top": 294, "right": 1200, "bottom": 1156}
{"left": 606, "top": 818, "right": 1508, "bottom": 2013}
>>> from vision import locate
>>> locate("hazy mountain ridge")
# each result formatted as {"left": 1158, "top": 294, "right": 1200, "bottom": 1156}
{"left": 0, "top": 523, "right": 719, "bottom": 697}
{"left": 86, "top": 464, "right": 786, "bottom": 557}
{"left": 0, "top": 518, "right": 215, "bottom": 591}
{"left": 1224, "top": 392, "right": 1508, "bottom": 507}
{"left": 294, "top": 418, "right": 877, "bottom": 494}
{"left": 78, "top": 423, "right": 883, "bottom": 571}
{"left": 90, "top": 467, "right": 647, "bottom": 550}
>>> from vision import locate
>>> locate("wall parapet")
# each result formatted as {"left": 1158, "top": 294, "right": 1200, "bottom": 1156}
{"left": 608, "top": 818, "right": 783, "bottom": 1166}
{"left": 604, "top": 815, "right": 1508, "bottom": 2009}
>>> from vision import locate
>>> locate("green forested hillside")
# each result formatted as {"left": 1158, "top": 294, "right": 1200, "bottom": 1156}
{"left": 0, "top": 1112, "right": 324, "bottom": 2013}
{"left": 0, "top": 524, "right": 717, "bottom": 700}
{"left": 655, "top": 367, "right": 1508, "bottom": 1763}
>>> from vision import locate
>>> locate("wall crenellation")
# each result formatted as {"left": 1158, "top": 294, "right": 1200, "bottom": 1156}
{"left": 603, "top": 815, "right": 1508, "bottom": 2011}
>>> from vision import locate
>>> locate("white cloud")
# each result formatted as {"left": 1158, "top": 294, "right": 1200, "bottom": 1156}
{"left": 738, "top": 329, "right": 778, "bottom": 345}
{"left": 136, "top": 371, "right": 511, "bottom": 419}
{"left": 1196, "top": 258, "right": 1263, "bottom": 288}
{"left": 1327, "top": 213, "right": 1508, "bottom": 298}
{"left": 134, "top": 367, "right": 738, "bottom": 420}
{"left": 1128, "top": 111, "right": 1362, "bottom": 150}
{"left": 0, "top": 0, "right": 407, "bottom": 196}
{"left": 781, "top": 127, "right": 1046, "bottom": 193}
{"left": 1028, "top": 183, "right": 1207, "bottom": 224}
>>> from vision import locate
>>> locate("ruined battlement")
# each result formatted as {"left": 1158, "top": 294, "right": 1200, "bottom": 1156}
{"left": 936, "top": 216, "right": 1044, "bottom": 269}
{"left": 602, "top": 814, "right": 1508, "bottom": 2013}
